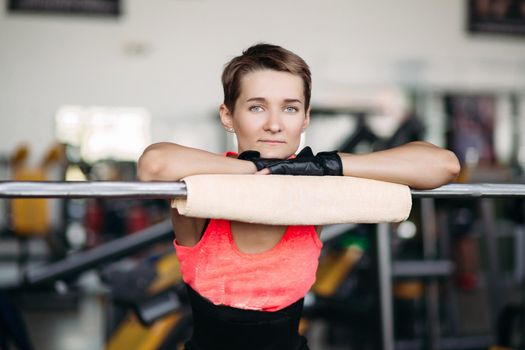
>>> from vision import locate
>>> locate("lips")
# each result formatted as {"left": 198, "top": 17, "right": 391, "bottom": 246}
{"left": 259, "top": 140, "right": 285, "bottom": 144}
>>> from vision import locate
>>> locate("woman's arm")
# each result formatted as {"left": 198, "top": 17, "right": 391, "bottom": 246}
{"left": 339, "top": 141, "right": 460, "bottom": 190}
{"left": 137, "top": 142, "right": 256, "bottom": 181}
{"left": 138, "top": 143, "right": 258, "bottom": 246}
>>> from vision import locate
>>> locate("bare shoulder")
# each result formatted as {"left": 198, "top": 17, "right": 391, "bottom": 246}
{"left": 171, "top": 209, "right": 208, "bottom": 247}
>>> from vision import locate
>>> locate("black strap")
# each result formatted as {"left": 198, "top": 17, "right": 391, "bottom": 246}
{"left": 199, "top": 218, "right": 210, "bottom": 240}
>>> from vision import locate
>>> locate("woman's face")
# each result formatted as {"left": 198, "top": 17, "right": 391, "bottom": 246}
{"left": 220, "top": 69, "right": 310, "bottom": 159}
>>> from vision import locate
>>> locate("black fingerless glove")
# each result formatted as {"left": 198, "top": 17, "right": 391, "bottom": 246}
{"left": 237, "top": 150, "right": 282, "bottom": 171}
{"left": 238, "top": 147, "right": 343, "bottom": 176}
{"left": 267, "top": 146, "right": 343, "bottom": 176}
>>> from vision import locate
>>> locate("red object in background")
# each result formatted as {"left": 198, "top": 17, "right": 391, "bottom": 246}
{"left": 85, "top": 200, "right": 105, "bottom": 247}
{"left": 455, "top": 272, "right": 478, "bottom": 292}
{"left": 127, "top": 206, "right": 150, "bottom": 234}
{"left": 86, "top": 200, "right": 104, "bottom": 234}
{"left": 453, "top": 235, "right": 480, "bottom": 292}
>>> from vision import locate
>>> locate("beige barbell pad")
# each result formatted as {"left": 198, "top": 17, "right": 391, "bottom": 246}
{"left": 171, "top": 174, "right": 412, "bottom": 225}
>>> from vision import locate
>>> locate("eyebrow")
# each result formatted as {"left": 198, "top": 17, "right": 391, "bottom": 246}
{"left": 245, "top": 97, "right": 303, "bottom": 104}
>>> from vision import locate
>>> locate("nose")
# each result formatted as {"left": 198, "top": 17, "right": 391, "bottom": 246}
{"left": 264, "top": 109, "right": 283, "bottom": 133}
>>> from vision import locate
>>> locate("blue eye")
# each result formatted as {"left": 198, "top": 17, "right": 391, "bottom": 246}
{"left": 249, "top": 106, "right": 263, "bottom": 112}
{"left": 284, "top": 106, "right": 298, "bottom": 113}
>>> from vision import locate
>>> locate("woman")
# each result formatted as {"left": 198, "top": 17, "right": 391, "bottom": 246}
{"left": 138, "top": 43, "right": 460, "bottom": 349}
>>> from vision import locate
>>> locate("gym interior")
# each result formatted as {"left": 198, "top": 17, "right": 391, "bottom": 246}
{"left": 1, "top": 1, "right": 525, "bottom": 349}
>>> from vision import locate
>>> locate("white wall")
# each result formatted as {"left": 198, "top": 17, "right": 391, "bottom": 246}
{"left": 0, "top": 0, "right": 524, "bottom": 163}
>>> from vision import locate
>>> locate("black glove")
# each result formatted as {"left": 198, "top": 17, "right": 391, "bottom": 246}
{"left": 266, "top": 146, "right": 342, "bottom": 176}
{"left": 237, "top": 150, "right": 282, "bottom": 171}
{"left": 238, "top": 147, "right": 343, "bottom": 176}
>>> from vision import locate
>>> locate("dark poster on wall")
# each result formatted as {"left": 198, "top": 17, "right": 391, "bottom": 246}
{"left": 445, "top": 94, "right": 497, "bottom": 167}
{"left": 468, "top": 0, "right": 525, "bottom": 35}
{"left": 8, "top": 0, "right": 120, "bottom": 16}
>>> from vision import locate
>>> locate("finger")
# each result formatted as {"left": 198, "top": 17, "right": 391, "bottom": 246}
{"left": 255, "top": 168, "right": 270, "bottom": 175}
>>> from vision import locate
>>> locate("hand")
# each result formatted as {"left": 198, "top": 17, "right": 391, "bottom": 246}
{"left": 265, "top": 147, "right": 336, "bottom": 176}
{"left": 255, "top": 168, "right": 271, "bottom": 175}
{"left": 237, "top": 150, "right": 282, "bottom": 171}
{"left": 239, "top": 147, "right": 343, "bottom": 176}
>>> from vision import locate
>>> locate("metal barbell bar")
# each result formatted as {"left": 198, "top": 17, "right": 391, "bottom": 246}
{"left": 0, "top": 181, "right": 187, "bottom": 198}
{"left": 1, "top": 181, "right": 525, "bottom": 198}
{"left": 2, "top": 180, "right": 524, "bottom": 350}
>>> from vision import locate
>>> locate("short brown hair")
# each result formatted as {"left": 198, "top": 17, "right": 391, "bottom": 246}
{"left": 221, "top": 43, "right": 311, "bottom": 113}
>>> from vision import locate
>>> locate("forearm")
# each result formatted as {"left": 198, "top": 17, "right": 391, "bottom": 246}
{"left": 339, "top": 141, "right": 461, "bottom": 189}
{"left": 137, "top": 142, "right": 256, "bottom": 181}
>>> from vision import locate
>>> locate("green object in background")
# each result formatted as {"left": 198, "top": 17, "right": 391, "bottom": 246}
{"left": 340, "top": 233, "right": 369, "bottom": 252}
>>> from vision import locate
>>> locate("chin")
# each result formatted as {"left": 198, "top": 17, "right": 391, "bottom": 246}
{"left": 260, "top": 150, "right": 291, "bottom": 159}
{"left": 241, "top": 143, "right": 294, "bottom": 159}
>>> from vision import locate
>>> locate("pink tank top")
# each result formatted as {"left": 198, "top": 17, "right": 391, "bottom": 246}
{"left": 173, "top": 151, "right": 323, "bottom": 312}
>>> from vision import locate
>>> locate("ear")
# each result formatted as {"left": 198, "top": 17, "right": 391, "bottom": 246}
{"left": 219, "top": 104, "right": 234, "bottom": 131}
{"left": 302, "top": 105, "right": 311, "bottom": 131}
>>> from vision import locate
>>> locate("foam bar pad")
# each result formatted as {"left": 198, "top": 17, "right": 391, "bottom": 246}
{"left": 171, "top": 174, "right": 412, "bottom": 225}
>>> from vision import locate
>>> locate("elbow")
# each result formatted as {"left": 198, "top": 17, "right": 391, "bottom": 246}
{"left": 433, "top": 149, "right": 461, "bottom": 187}
{"left": 418, "top": 141, "right": 461, "bottom": 183}
{"left": 415, "top": 149, "right": 461, "bottom": 190}
{"left": 443, "top": 150, "right": 461, "bottom": 183}
{"left": 137, "top": 146, "right": 166, "bottom": 181}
